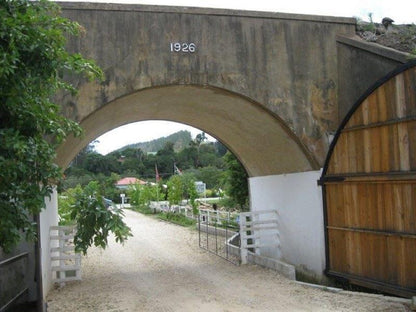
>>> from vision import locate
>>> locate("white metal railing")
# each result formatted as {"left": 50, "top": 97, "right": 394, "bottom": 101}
{"left": 239, "top": 210, "right": 280, "bottom": 264}
{"left": 50, "top": 226, "right": 81, "bottom": 285}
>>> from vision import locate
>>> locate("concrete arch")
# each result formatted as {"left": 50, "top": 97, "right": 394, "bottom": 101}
{"left": 56, "top": 84, "right": 317, "bottom": 176}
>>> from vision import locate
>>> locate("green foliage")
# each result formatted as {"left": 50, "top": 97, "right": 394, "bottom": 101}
{"left": 217, "top": 196, "right": 239, "bottom": 211}
{"left": 0, "top": 0, "right": 102, "bottom": 252}
{"left": 131, "top": 205, "right": 154, "bottom": 215}
{"left": 58, "top": 186, "right": 81, "bottom": 225}
{"left": 63, "top": 131, "right": 228, "bottom": 189}
{"left": 185, "top": 175, "right": 199, "bottom": 215}
{"left": 182, "top": 167, "right": 224, "bottom": 192}
{"left": 205, "top": 189, "right": 218, "bottom": 198}
{"left": 167, "top": 175, "right": 184, "bottom": 205}
{"left": 157, "top": 212, "right": 196, "bottom": 227}
{"left": 61, "top": 171, "right": 121, "bottom": 202}
{"left": 60, "top": 181, "right": 132, "bottom": 255}
{"left": 63, "top": 132, "right": 249, "bottom": 213}
{"left": 128, "top": 183, "right": 158, "bottom": 207}
{"left": 180, "top": 173, "right": 197, "bottom": 199}
{"left": 165, "top": 173, "right": 199, "bottom": 207}
{"left": 363, "top": 13, "right": 376, "bottom": 32}
{"left": 61, "top": 171, "right": 95, "bottom": 190}
{"left": 221, "top": 218, "right": 239, "bottom": 230}
{"left": 223, "top": 152, "right": 249, "bottom": 211}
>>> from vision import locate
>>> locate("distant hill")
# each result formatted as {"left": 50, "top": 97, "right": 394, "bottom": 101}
{"left": 119, "top": 130, "right": 192, "bottom": 153}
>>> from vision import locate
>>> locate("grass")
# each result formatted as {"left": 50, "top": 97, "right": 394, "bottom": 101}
{"left": 131, "top": 205, "right": 155, "bottom": 215}
{"left": 157, "top": 212, "right": 196, "bottom": 227}
{"left": 130, "top": 205, "right": 196, "bottom": 227}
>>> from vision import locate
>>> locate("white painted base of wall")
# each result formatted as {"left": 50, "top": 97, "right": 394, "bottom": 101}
{"left": 39, "top": 188, "right": 59, "bottom": 299}
{"left": 249, "top": 170, "right": 325, "bottom": 279}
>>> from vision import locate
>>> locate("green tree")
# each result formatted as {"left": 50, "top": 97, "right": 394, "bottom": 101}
{"left": 0, "top": 0, "right": 102, "bottom": 252}
{"left": 177, "top": 144, "right": 198, "bottom": 168}
{"left": 157, "top": 142, "right": 176, "bottom": 178}
{"left": 58, "top": 186, "right": 80, "bottom": 226}
{"left": 166, "top": 173, "right": 200, "bottom": 210}
{"left": 128, "top": 183, "right": 157, "bottom": 207}
{"left": 196, "top": 166, "right": 223, "bottom": 189}
{"left": 72, "top": 141, "right": 98, "bottom": 168}
{"left": 181, "top": 173, "right": 197, "bottom": 201}
{"left": 185, "top": 176, "right": 199, "bottom": 215}
{"left": 223, "top": 152, "right": 249, "bottom": 211}
{"left": 167, "top": 175, "right": 183, "bottom": 205}
{"left": 101, "top": 172, "right": 121, "bottom": 202}
{"left": 215, "top": 141, "right": 228, "bottom": 157}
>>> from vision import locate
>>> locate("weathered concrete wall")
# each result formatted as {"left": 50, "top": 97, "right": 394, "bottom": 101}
{"left": 249, "top": 171, "right": 325, "bottom": 282}
{"left": 58, "top": 2, "right": 356, "bottom": 167}
{"left": 336, "top": 35, "right": 410, "bottom": 121}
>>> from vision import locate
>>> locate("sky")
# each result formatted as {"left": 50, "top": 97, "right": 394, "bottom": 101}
{"left": 95, "top": 121, "right": 215, "bottom": 154}
{"left": 84, "top": 0, "right": 415, "bottom": 155}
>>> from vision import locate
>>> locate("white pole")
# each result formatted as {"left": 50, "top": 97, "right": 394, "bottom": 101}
{"left": 120, "top": 193, "right": 125, "bottom": 209}
{"left": 240, "top": 214, "right": 247, "bottom": 264}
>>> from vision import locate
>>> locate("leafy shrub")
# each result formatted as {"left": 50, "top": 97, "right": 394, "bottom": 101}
{"left": 58, "top": 181, "right": 132, "bottom": 254}
{"left": 0, "top": 0, "right": 102, "bottom": 253}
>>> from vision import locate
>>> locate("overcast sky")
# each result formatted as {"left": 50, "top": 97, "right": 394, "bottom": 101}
{"left": 83, "top": 0, "right": 415, "bottom": 154}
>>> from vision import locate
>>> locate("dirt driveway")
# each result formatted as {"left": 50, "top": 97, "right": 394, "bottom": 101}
{"left": 46, "top": 209, "right": 410, "bottom": 312}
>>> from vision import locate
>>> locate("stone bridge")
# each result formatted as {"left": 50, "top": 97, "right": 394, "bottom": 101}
{"left": 56, "top": 2, "right": 358, "bottom": 174}
{"left": 37, "top": 1, "right": 412, "bottom": 304}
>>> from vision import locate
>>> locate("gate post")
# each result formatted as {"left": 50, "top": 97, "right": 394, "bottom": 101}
{"left": 240, "top": 214, "right": 248, "bottom": 264}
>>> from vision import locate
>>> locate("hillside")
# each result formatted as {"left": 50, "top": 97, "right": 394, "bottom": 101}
{"left": 118, "top": 130, "right": 193, "bottom": 153}
{"left": 356, "top": 20, "right": 416, "bottom": 54}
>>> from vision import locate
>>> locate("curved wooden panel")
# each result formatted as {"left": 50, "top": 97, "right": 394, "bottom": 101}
{"left": 320, "top": 60, "right": 416, "bottom": 298}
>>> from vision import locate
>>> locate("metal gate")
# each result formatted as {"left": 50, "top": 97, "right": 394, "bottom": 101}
{"left": 0, "top": 252, "right": 30, "bottom": 312}
{"left": 198, "top": 210, "right": 240, "bottom": 265}
{"left": 319, "top": 60, "right": 416, "bottom": 298}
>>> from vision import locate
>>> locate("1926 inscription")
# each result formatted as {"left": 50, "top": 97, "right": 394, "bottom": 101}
{"left": 170, "top": 42, "right": 196, "bottom": 53}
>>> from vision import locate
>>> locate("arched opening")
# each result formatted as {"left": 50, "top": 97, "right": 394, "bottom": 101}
{"left": 56, "top": 85, "right": 317, "bottom": 176}
{"left": 43, "top": 84, "right": 326, "bottom": 298}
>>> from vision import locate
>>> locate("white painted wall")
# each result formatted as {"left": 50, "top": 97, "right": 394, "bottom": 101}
{"left": 39, "top": 188, "right": 59, "bottom": 299}
{"left": 249, "top": 170, "right": 325, "bottom": 278}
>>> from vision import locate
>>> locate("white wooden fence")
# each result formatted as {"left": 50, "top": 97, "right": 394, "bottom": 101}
{"left": 199, "top": 208, "right": 237, "bottom": 225}
{"left": 239, "top": 210, "right": 279, "bottom": 264}
{"left": 149, "top": 202, "right": 237, "bottom": 225}
{"left": 50, "top": 226, "right": 81, "bottom": 285}
{"left": 178, "top": 206, "right": 195, "bottom": 218}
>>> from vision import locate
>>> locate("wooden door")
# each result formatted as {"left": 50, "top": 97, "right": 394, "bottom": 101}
{"left": 320, "top": 60, "right": 416, "bottom": 298}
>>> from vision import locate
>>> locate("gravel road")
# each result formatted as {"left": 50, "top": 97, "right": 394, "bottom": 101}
{"left": 46, "top": 209, "right": 410, "bottom": 312}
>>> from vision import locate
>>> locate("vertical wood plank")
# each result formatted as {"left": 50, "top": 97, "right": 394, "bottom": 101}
{"left": 380, "top": 125, "right": 390, "bottom": 172}
{"left": 390, "top": 124, "right": 400, "bottom": 171}
{"left": 377, "top": 85, "right": 388, "bottom": 122}
{"left": 395, "top": 74, "right": 406, "bottom": 119}
{"left": 408, "top": 121, "right": 416, "bottom": 170}
{"left": 397, "top": 122, "right": 410, "bottom": 171}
